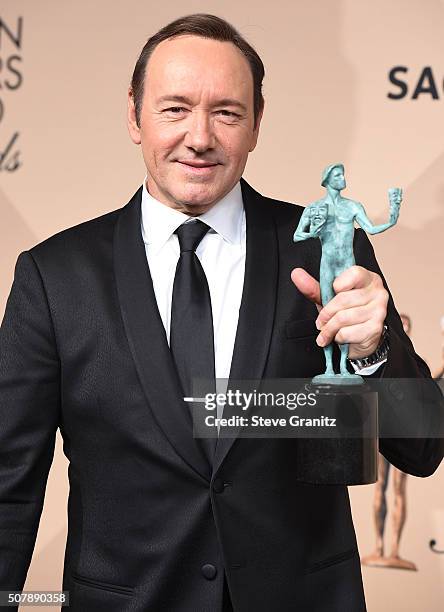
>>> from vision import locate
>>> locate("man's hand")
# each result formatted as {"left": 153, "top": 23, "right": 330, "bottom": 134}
{"left": 290, "top": 266, "right": 388, "bottom": 359}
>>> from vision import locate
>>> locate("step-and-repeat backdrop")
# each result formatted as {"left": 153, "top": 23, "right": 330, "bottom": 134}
{"left": 1, "top": 2, "right": 443, "bottom": 610}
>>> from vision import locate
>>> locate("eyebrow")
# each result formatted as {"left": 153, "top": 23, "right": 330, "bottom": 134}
{"left": 156, "top": 95, "right": 247, "bottom": 112}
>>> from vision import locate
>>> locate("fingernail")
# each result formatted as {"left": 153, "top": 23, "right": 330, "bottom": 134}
{"left": 316, "top": 335, "right": 325, "bottom": 347}
{"left": 315, "top": 318, "right": 323, "bottom": 330}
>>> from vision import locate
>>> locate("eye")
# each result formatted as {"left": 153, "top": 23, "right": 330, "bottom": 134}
{"left": 163, "top": 107, "right": 187, "bottom": 114}
{"left": 216, "top": 110, "right": 240, "bottom": 118}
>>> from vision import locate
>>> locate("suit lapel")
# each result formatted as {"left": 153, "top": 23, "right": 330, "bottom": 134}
{"left": 213, "top": 179, "right": 279, "bottom": 474}
{"left": 113, "top": 188, "right": 211, "bottom": 482}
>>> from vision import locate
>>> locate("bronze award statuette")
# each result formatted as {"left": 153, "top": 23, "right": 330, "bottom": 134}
{"left": 292, "top": 164, "right": 402, "bottom": 485}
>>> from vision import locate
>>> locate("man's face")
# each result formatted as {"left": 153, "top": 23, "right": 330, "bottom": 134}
{"left": 127, "top": 35, "right": 263, "bottom": 214}
{"left": 327, "top": 167, "right": 346, "bottom": 191}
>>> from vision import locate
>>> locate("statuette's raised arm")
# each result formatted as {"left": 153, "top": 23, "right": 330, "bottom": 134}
{"left": 354, "top": 188, "right": 402, "bottom": 235}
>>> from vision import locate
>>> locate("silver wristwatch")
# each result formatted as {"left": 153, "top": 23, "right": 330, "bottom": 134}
{"left": 348, "top": 324, "right": 389, "bottom": 370}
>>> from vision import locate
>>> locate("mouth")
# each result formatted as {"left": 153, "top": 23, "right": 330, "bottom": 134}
{"left": 176, "top": 160, "right": 220, "bottom": 175}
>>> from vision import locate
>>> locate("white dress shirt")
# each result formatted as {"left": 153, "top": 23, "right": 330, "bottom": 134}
{"left": 141, "top": 179, "right": 245, "bottom": 383}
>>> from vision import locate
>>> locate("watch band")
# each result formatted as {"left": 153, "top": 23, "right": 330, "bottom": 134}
{"left": 348, "top": 324, "right": 389, "bottom": 369}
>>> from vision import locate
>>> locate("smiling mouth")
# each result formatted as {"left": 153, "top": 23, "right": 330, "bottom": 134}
{"left": 177, "top": 161, "right": 219, "bottom": 174}
{"left": 177, "top": 161, "right": 219, "bottom": 167}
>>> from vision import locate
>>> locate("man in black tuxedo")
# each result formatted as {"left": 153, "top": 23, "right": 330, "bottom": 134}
{"left": 1, "top": 13, "right": 443, "bottom": 612}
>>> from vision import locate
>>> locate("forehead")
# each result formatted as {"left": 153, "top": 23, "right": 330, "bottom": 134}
{"left": 331, "top": 167, "right": 343, "bottom": 175}
{"left": 144, "top": 35, "right": 253, "bottom": 99}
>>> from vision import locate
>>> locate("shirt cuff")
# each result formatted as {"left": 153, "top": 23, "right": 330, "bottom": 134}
{"left": 349, "top": 358, "right": 387, "bottom": 376}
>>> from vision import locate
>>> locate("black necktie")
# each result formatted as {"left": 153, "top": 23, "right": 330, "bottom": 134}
{"left": 170, "top": 220, "right": 216, "bottom": 465}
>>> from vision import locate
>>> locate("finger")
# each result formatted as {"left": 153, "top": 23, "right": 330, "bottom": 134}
{"left": 316, "top": 287, "right": 371, "bottom": 328}
{"left": 291, "top": 268, "right": 322, "bottom": 307}
{"left": 334, "top": 322, "right": 384, "bottom": 359}
{"left": 317, "top": 321, "right": 383, "bottom": 355}
{"left": 316, "top": 304, "right": 375, "bottom": 346}
{"left": 333, "top": 266, "right": 374, "bottom": 293}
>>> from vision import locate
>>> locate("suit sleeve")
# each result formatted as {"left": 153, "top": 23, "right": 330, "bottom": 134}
{"left": 0, "top": 251, "right": 60, "bottom": 593}
{"left": 354, "top": 229, "right": 444, "bottom": 477}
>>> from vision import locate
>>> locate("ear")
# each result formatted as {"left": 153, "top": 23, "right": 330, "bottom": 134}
{"left": 249, "top": 103, "right": 264, "bottom": 152}
{"left": 127, "top": 88, "right": 141, "bottom": 145}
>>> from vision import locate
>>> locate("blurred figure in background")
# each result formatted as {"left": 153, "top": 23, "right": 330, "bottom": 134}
{"left": 361, "top": 313, "right": 417, "bottom": 571}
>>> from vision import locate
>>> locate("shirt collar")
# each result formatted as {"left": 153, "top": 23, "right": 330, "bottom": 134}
{"left": 141, "top": 177, "right": 244, "bottom": 254}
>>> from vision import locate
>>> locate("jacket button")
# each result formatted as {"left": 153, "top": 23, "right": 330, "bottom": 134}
{"left": 201, "top": 564, "right": 217, "bottom": 580}
{"left": 213, "top": 478, "right": 225, "bottom": 493}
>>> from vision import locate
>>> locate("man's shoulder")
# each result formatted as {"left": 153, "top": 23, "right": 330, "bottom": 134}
{"left": 28, "top": 207, "right": 121, "bottom": 264}
{"left": 264, "top": 194, "right": 305, "bottom": 217}
{"left": 244, "top": 180, "right": 305, "bottom": 222}
{"left": 28, "top": 188, "right": 141, "bottom": 263}
{"left": 261, "top": 193, "right": 306, "bottom": 231}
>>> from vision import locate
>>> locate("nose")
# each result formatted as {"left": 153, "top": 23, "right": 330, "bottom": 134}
{"left": 184, "top": 110, "right": 216, "bottom": 153}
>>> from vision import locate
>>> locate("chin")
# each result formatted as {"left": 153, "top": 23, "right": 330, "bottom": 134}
{"left": 176, "top": 185, "right": 219, "bottom": 207}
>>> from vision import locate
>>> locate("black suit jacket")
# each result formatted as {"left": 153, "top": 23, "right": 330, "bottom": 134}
{"left": 1, "top": 178, "right": 443, "bottom": 612}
